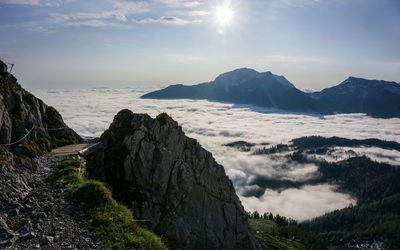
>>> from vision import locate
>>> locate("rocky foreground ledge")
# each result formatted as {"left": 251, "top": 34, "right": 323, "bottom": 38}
{"left": 86, "top": 109, "right": 262, "bottom": 249}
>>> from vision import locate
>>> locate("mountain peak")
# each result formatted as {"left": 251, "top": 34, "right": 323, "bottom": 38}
{"left": 260, "top": 71, "right": 295, "bottom": 88}
{"left": 340, "top": 76, "right": 399, "bottom": 87}
{"left": 213, "top": 68, "right": 295, "bottom": 88}
{"left": 214, "top": 68, "right": 260, "bottom": 86}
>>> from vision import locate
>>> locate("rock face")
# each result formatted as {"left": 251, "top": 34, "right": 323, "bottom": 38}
{"left": 86, "top": 109, "right": 261, "bottom": 249}
{"left": 0, "top": 62, "right": 82, "bottom": 156}
{"left": 0, "top": 60, "right": 82, "bottom": 218}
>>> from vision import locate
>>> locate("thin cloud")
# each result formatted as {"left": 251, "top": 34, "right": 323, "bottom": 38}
{"left": 0, "top": 0, "right": 62, "bottom": 6}
{"left": 154, "top": 0, "right": 203, "bottom": 8}
{"left": 64, "top": 20, "right": 121, "bottom": 28}
{"left": 50, "top": 1, "right": 149, "bottom": 23}
{"left": 0, "top": 0, "right": 41, "bottom": 5}
{"left": 188, "top": 10, "right": 209, "bottom": 16}
{"left": 184, "top": 1, "right": 203, "bottom": 8}
{"left": 133, "top": 16, "right": 199, "bottom": 25}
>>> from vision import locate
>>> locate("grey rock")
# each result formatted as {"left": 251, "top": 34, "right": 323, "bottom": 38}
{"left": 0, "top": 64, "right": 98, "bottom": 250}
{"left": 17, "top": 231, "right": 36, "bottom": 243}
{"left": 40, "top": 236, "right": 54, "bottom": 245}
{"left": 0, "top": 239, "right": 12, "bottom": 248}
{"left": 87, "top": 109, "right": 261, "bottom": 249}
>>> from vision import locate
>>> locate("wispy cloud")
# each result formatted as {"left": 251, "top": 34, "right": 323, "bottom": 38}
{"left": 0, "top": 0, "right": 64, "bottom": 6}
{"left": 184, "top": 1, "right": 203, "bottom": 8}
{"left": 279, "top": 0, "right": 322, "bottom": 8}
{"left": 51, "top": 1, "right": 150, "bottom": 23}
{"left": 133, "top": 16, "right": 199, "bottom": 25}
{"left": 1, "top": 0, "right": 41, "bottom": 5}
{"left": 64, "top": 20, "right": 121, "bottom": 28}
{"left": 188, "top": 10, "right": 209, "bottom": 16}
{"left": 155, "top": 0, "right": 203, "bottom": 7}
{"left": 47, "top": 0, "right": 205, "bottom": 28}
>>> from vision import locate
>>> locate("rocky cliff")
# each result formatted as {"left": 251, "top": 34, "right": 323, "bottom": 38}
{"left": 0, "top": 63, "right": 82, "bottom": 212}
{"left": 86, "top": 109, "right": 262, "bottom": 249}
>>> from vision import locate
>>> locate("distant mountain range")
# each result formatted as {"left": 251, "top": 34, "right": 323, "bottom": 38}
{"left": 141, "top": 68, "right": 400, "bottom": 118}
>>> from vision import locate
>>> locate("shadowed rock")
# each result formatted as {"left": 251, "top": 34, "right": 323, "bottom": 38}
{"left": 86, "top": 109, "right": 262, "bottom": 250}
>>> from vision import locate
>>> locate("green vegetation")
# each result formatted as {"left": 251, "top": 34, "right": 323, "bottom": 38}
{"left": 58, "top": 155, "right": 167, "bottom": 250}
{"left": 0, "top": 74, "right": 14, "bottom": 98}
{"left": 252, "top": 135, "right": 400, "bottom": 248}
{"left": 253, "top": 143, "right": 290, "bottom": 155}
{"left": 248, "top": 212, "right": 326, "bottom": 250}
{"left": 303, "top": 195, "right": 400, "bottom": 248}
{"left": 316, "top": 156, "right": 400, "bottom": 203}
{"left": 299, "top": 156, "right": 400, "bottom": 248}
{"left": 156, "top": 113, "right": 178, "bottom": 128}
{"left": 291, "top": 136, "right": 400, "bottom": 152}
{"left": 224, "top": 141, "right": 255, "bottom": 152}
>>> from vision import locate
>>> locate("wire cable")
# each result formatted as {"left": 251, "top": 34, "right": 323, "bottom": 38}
{"left": 0, "top": 125, "right": 69, "bottom": 146}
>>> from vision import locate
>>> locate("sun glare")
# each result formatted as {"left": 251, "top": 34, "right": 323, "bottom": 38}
{"left": 216, "top": 6, "right": 233, "bottom": 26}
{"left": 214, "top": 2, "right": 236, "bottom": 34}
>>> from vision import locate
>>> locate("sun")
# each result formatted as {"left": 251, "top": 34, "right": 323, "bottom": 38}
{"left": 213, "top": 1, "right": 238, "bottom": 34}
{"left": 215, "top": 6, "right": 233, "bottom": 26}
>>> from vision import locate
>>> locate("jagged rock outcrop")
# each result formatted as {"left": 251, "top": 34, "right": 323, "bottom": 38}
{"left": 0, "top": 62, "right": 82, "bottom": 217}
{"left": 0, "top": 65, "right": 82, "bottom": 156}
{"left": 86, "top": 109, "right": 262, "bottom": 249}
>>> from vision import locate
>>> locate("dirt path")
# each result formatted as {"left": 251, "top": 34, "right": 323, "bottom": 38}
{"left": 0, "top": 156, "right": 98, "bottom": 249}
{"left": 49, "top": 144, "right": 89, "bottom": 157}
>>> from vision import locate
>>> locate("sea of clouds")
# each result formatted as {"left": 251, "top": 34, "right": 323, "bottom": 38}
{"left": 33, "top": 88, "right": 400, "bottom": 221}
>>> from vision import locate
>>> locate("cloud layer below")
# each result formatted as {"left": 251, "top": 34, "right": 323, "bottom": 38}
{"left": 33, "top": 88, "right": 400, "bottom": 220}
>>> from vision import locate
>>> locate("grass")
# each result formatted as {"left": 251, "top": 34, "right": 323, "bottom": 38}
{"left": 58, "top": 155, "right": 167, "bottom": 250}
{"left": 249, "top": 219, "right": 304, "bottom": 250}
{"left": 249, "top": 218, "right": 326, "bottom": 250}
{"left": 156, "top": 113, "right": 178, "bottom": 128}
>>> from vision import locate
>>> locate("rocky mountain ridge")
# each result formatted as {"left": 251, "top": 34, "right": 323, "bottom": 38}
{"left": 0, "top": 62, "right": 82, "bottom": 211}
{"left": 0, "top": 60, "right": 94, "bottom": 249}
{"left": 141, "top": 68, "right": 400, "bottom": 118}
{"left": 85, "top": 110, "right": 262, "bottom": 249}
{"left": 310, "top": 77, "right": 400, "bottom": 117}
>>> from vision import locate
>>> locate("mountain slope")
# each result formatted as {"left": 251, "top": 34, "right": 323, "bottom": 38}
{"left": 1, "top": 61, "right": 82, "bottom": 211}
{"left": 141, "top": 69, "right": 400, "bottom": 118}
{"left": 0, "top": 66, "right": 82, "bottom": 156}
{"left": 85, "top": 110, "right": 262, "bottom": 249}
{"left": 309, "top": 77, "right": 400, "bottom": 118}
{"left": 0, "top": 60, "right": 94, "bottom": 249}
{"left": 142, "top": 68, "right": 319, "bottom": 113}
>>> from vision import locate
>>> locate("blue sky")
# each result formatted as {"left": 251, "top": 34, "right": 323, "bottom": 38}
{"left": 0, "top": 0, "right": 399, "bottom": 90}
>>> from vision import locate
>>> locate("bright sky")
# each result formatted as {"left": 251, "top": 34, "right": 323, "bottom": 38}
{"left": 0, "top": 0, "right": 399, "bottom": 90}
